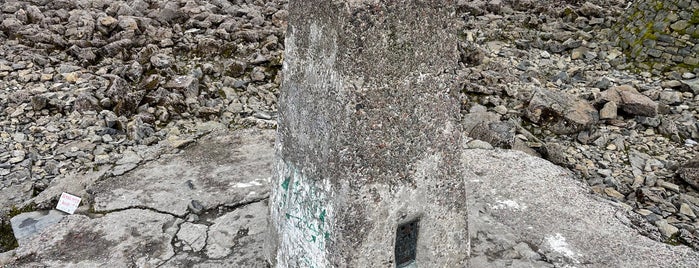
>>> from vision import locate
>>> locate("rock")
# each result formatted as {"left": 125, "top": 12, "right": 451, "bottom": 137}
{"left": 164, "top": 76, "right": 199, "bottom": 99}
{"left": 655, "top": 219, "right": 679, "bottom": 238}
{"left": 150, "top": 53, "right": 172, "bottom": 69}
{"left": 595, "top": 77, "right": 612, "bottom": 90}
{"left": 30, "top": 95, "right": 48, "bottom": 110}
{"left": 599, "top": 101, "right": 617, "bottom": 120}
{"left": 176, "top": 222, "right": 208, "bottom": 252}
{"left": 466, "top": 139, "right": 494, "bottom": 149}
{"left": 7, "top": 210, "right": 175, "bottom": 267}
{"left": 126, "top": 118, "right": 154, "bottom": 144}
{"left": 680, "top": 203, "right": 696, "bottom": 218}
{"left": 657, "top": 180, "right": 680, "bottom": 193}
{"left": 466, "top": 149, "right": 699, "bottom": 267}
{"left": 10, "top": 210, "right": 65, "bottom": 246}
{"left": 680, "top": 78, "right": 699, "bottom": 94}
{"left": 468, "top": 121, "right": 515, "bottom": 149}
{"left": 604, "top": 187, "right": 625, "bottom": 200}
{"left": 578, "top": 2, "right": 604, "bottom": 17}
{"left": 659, "top": 91, "right": 682, "bottom": 105}
{"left": 678, "top": 159, "right": 699, "bottom": 190}
{"left": 206, "top": 202, "right": 267, "bottom": 259}
{"left": 187, "top": 200, "right": 204, "bottom": 214}
{"left": 600, "top": 85, "right": 658, "bottom": 117}
{"left": 525, "top": 88, "right": 599, "bottom": 134}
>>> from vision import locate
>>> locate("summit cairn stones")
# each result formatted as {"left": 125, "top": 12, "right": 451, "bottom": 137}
{"left": 268, "top": 0, "right": 468, "bottom": 267}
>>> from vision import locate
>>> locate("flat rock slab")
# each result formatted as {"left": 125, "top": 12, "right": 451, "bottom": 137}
{"left": 4, "top": 209, "right": 177, "bottom": 267}
{"left": 10, "top": 210, "right": 65, "bottom": 246}
{"left": 162, "top": 201, "right": 268, "bottom": 268}
{"left": 465, "top": 149, "right": 699, "bottom": 267}
{"left": 90, "top": 128, "right": 275, "bottom": 216}
{"left": 4, "top": 139, "right": 699, "bottom": 267}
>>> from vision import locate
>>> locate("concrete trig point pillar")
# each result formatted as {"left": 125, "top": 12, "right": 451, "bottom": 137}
{"left": 268, "top": 0, "right": 468, "bottom": 267}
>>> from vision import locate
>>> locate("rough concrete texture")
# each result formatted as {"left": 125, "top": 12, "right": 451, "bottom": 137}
{"left": 1, "top": 128, "right": 275, "bottom": 267}
{"left": 2, "top": 130, "right": 699, "bottom": 267}
{"left": 465, "top": 149, "right": 699, "bottom": 267}
{"left": 90, "top": 128, "right": 275, "bottom": 216}
{"left": 7, "top": 209, "right": 177, "bottom": 268}
{"left": 269, "top": 0, "right": 468, "bottom": 267}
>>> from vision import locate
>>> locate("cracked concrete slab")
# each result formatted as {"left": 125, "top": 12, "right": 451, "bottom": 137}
{"left": 176, "top": 222, "right": 208, "bottom": 252}
{"left": 4, "top": 134, "right": 699, "bottom": 267}
{"left": 3, "top": 209, "right": 177, "bottom": 268}
{"left": 162, "top": 201, "right": 269, "bottom": 268}
{"left": 90, "top": 128, "right": 275, "bottom": 216}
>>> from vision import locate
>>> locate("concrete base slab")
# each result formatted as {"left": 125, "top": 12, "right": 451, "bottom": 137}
{"left": 3, "top": 133, "right": 699, "bottom": 267}
{"left": 5, "top": 209, "right": 176, "bottom": 268}
{"left": 90, "top": 128, "right": 275, "bottom": 216}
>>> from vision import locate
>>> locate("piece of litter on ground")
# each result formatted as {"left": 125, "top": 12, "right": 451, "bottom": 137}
{"left": 56, "top": 192, "right": 81, "bottom": 214}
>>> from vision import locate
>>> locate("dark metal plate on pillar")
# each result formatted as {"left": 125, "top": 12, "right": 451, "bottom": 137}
{"left": 395, "top": 219, "right": 419, "bottom": 267}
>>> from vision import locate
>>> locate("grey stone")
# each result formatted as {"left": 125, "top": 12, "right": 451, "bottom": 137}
{"left": 469, "top": 121, "right": 515, "bottom": 149}
{"left": 525, "top": 88, "right": 599, "bottom": 134}
{"left": 600, "top": 85, "right": 658, "bottom": 117}
{"left": 678, "top": 159, "right": 699, "bottom": 190}
{"left": 10, "top": 210, "right": 65, "bottom": 246}
{"left": 599, "top": 101, "right": 617, "bottom": 120}
{"left": 659, "top": 90, "right": 682, "bottom": 104}
{"left": 207, "top": 202, "right": 267, "bottom": 259}
{"left": 6, "top": 209, "right": 176, "bottom": 267}
{"left": 177, "top": 222, "right": 208, "bottom": 252}
{"left": 655, "top": 219, "right": 679, "bottom": 238}
{"left": 466, "top": 149, "right": 699, "bottom": 267}
{"left": 150, "top": 53, "right": 172, "bottom": 68}
{"left": 467, "top": 139, "right": 494, "bottom": 150}
{"left": 91, "top": 128, "right": 274, "bottom": 217}
{"left": 269, "top": 1, "right": 468, "bottom": 266}
{"left": 165, "top": 75, "right": 199, "bottom": 99}
{"left": 681, "top": 78, "right": 699, "bottom": 94}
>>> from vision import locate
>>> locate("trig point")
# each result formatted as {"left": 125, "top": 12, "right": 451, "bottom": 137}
{"left": 268, "top": 0, "right": 468, "bottom": 267}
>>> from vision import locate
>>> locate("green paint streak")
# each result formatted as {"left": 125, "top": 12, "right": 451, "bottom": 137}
{"left": 281, "top": 177, "right": 290, "bottom": 191}
{"left": 324, "top": 232, "right": 330, "bottom": 239}
{"left": 319, "top": 209, "right": 326, "bottom": 223}
{"left": 311, "top": 235, "right": 316, "bottom": 242}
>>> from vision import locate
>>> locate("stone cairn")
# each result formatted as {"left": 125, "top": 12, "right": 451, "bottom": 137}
{"left": 267, "top": 0, "right": 469, "bottom": 267}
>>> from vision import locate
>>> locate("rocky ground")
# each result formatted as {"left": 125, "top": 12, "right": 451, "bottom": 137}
{"left": 0, "top": 0, "right": 285, "bottom": 251}
{"left": 0, "top": 0, "right": 698, "bottom": 259}
{"left": 458, "top": 0, "right": 699, "bottom": 249}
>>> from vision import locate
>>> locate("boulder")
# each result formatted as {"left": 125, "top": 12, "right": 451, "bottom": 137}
{"left": 526, "top": 88, "right": 599, "bottom": 134}
{"left": 600, "top": 85, "right": 658, "bottom": 117}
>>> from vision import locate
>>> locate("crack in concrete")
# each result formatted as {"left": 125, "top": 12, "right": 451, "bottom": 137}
{"left": 157, "top": 197, "right": 269, "bottom": 266}
{"left": 92, "top": 205, "right": 185, "bottom": 219}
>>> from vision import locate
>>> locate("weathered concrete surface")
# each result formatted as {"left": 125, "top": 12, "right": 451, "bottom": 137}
{"left": 1, "top": 128, "right": 275, "bottom": 267}
{"left": 269, "top": 0, "right": 467, "bottom": 267}
{"left": 5, "top": 209, "right": 177, "bottom": 268}
{"left": 90, "top": 128, "right": 275, "bottom": 216}
{"left": 2, "top": 132, "right": 699, "bottom": 267}
{"left": 466, "top": 149, "right": 699, "bottom": 267}
{"left": 161, "top": 201, "right": 269, "bottom": 268}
